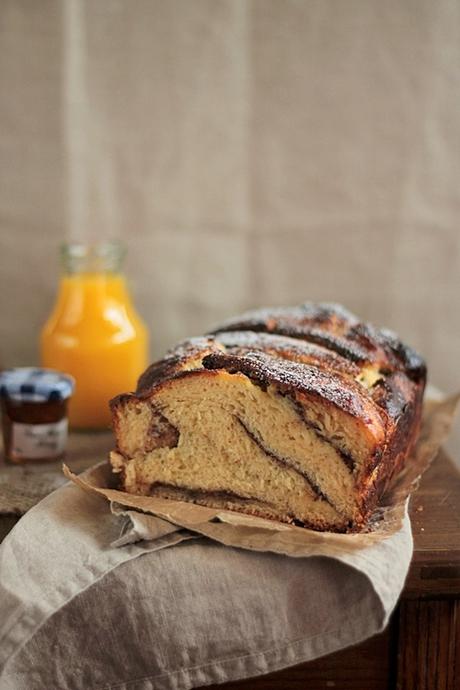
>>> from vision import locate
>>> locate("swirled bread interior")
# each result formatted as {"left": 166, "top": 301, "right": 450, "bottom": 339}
{"left": 110, "top": 303, "right": 426, "bottom": 532}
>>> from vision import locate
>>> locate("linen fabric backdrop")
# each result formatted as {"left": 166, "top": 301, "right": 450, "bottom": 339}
{"left": 0, "top": 0, "right": 459, "bottom": 456}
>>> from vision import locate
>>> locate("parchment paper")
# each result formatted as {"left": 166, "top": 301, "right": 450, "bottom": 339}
{"left": 64, "top": 394, "right": 459, "bottom": 559}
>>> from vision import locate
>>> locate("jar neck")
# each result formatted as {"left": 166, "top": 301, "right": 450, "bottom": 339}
{"left": 60, "top": 241, "right": 125, "bottom": 275}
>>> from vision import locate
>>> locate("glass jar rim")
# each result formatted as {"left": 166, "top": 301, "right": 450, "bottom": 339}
{"left": 60, "top": 240, "right": 126, "bottom": 273}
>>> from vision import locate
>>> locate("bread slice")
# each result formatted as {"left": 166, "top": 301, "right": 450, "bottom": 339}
{"left": 110, "top": 303, "right": 426, "bottom": 531}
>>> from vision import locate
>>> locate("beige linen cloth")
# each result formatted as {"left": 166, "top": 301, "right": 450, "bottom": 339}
{"left": 0, "top": 471, "right": 412, "bottom": 690}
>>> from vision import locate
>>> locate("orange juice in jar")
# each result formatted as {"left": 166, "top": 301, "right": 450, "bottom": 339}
{"left": 40, "top": 241, "right": 148, "bottom": 429}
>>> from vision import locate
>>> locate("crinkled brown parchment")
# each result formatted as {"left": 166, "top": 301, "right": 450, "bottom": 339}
{"left": 64, "top": 395, "right": 459, "bottom": 558}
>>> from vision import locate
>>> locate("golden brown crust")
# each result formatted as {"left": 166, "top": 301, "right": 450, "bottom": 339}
{"left": 210, "top": 302, "right": 426, "bottom": 382}
{"left": 214, "top": 330, "right": 362, "bottom": 378}
{"left": 135, "top": 337, "right": 223, "bottom": 395}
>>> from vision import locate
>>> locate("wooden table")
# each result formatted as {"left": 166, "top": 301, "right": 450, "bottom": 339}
{"left": 1, "top": 449, "right": 459, "bottom": 689}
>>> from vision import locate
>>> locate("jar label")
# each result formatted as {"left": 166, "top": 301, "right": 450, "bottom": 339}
{"left": 11, "top": 419, "right": 68, "bottom": 460}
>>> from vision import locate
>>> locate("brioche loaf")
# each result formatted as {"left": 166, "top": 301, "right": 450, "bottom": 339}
{"left": 110, "top": 303, "right": 426, "bottom": 532}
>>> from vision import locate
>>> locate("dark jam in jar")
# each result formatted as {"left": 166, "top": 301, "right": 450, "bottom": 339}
{"left": 0, "top": 368, "right": 75, "bottom": 464}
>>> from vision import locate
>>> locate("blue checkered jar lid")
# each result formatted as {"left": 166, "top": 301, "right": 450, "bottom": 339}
{"left": 0, "top": 368, "right": 75, "bottom": 402}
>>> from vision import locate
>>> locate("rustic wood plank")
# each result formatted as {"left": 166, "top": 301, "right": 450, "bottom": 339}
{"left": 405, "top": 450, "right": 460, "bottom": 597}
{"left": 396, "top": 599, "right": 460, "bottom": 690}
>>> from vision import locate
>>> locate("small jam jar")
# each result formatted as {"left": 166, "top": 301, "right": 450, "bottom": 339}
{"left": 0, "top": 368, "right": 75, "bottom": 464}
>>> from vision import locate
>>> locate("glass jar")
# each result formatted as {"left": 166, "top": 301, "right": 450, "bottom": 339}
{"left": 40, "top": 241, "right": 149, "bottom": 429}
{"left": 0, "top": 368, "right": 74, "bottom": 463}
